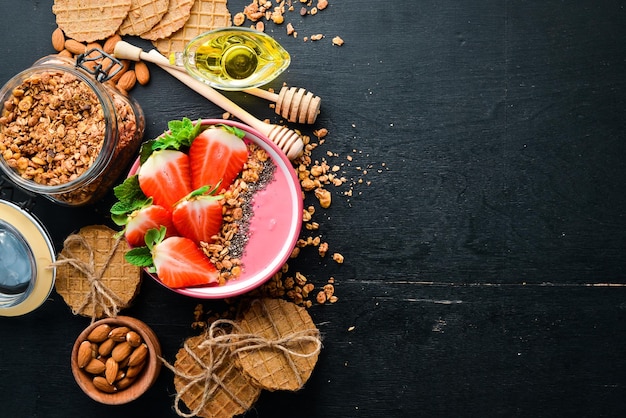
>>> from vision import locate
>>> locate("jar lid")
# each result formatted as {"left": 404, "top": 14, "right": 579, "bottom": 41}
{"left": 0, "top": 200, "right": 55, "bottom": 316}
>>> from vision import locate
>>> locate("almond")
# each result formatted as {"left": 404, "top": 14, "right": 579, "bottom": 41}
{"left": 93, "top": 376, "right": 117, "bottom": 393}
{"left": 87, "top": 324, "right": 112, "bottom": 343}
{"left": 125, "top": 362, "right": 145, "bottom": 378}
{"left": 84, "top": 358, "right": 106, "bottom": 375}
{"left": 51, "top": 28, "right": 65, "bottom": 52}
{"left": 126, "top": 331, "right": 142, "bottom": 347}
{"left": 86, "top": 41, "right": 103, "bottom": 52}
{"left": 127, "top": 343, "right": 148, "bottom": 367}
{"left": 64, "top": 39, "right": 86, "bottom": 55}
{"left": 98, "top": 338, "right": 116, "bottom": 357}
{"left": 116, "top": 376, "right": 135, "bottom": 390}
{"left": 77, "top": 340, "right": 93, "bottom": 368}
{"left": 57, "top": 49, "right": 73, "bottom": 58}
{"left": 105, "top": 357, "right": 119, "bottom": 385}
{"left": 111, "top": 341, "right": 133, "bottom": 363}
{"left": 109, "top": 59, "right": 130, "bottom": 83}
{"left": 116, "top": 70, "right": 136, "bottom": 92}
{"left": 108, "top": 326, "right": 131, "bottom": 342}
{"left": 103, "top": 34, "right": 122, "bottom": 55}
{"left": 134, "top": 61, "right": 150, "bottom": 85}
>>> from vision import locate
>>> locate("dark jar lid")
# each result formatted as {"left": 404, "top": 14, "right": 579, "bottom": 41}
{"left": 0, "top": 199, "right": 55, "bottom": 316}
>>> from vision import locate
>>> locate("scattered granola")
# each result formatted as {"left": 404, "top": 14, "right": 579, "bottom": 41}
{"left": 237, "top": 0, "right": 339, "bottom": 44}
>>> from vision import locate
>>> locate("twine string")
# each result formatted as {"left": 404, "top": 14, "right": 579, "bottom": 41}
{"left": 50, "top": 233, "right": 124, "bottom": 322}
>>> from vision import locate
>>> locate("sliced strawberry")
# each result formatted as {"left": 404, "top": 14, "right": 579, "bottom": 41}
{"left": 189, "top": 125, "right": 248, "bottom": 191}
{"left": 124, "top": 204, "right": 178, "bottom": 247}
{"left": 172, "top": 187, "right": 223, "bottom": 244}
{"left": 152, "top": 235, "right": 219, "bottom": 289}
{"left": 110, "top": 175, "right": 177, "bottom": 247}
{"left": 124, "top": 228, "right": 219, "bottom": 289}
{"left": 138, "top": 149, "right": 193, "bottom": 209}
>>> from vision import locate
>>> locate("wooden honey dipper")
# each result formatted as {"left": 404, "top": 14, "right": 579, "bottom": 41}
{"left": 245, "top": 85, "right": 321, "bottom": 125}
{"left": 114, "top": 41, "right": 304, "bottom": 160}
{"left": 114, "top": 41, "right": 320, "bottom": 124}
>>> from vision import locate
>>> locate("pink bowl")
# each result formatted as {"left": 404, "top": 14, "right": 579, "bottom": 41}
{"left": 128, "top": 119, "right": 302, "bottom": 298}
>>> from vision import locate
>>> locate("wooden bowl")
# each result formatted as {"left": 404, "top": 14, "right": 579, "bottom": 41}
{"left": 70, "top": 316, "right": 162, "bottom": 405}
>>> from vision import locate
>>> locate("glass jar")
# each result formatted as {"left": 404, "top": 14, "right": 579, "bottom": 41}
{"left": 0, "top": 199, "right": 55, "bottom": 316}
{"left": 0, "top": 53, "right": 145, "bottom": 206}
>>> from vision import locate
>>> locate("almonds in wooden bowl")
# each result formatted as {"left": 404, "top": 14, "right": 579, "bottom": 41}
{"left": 71, "top": 316, "right": 161, "bottom": 405}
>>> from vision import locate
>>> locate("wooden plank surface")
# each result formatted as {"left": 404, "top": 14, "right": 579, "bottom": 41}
{"left": 1, "top": 0, "right": 625, "bottom": 417}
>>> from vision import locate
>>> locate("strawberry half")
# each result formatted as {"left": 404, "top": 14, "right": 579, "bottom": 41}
{"left": 123, "top": 204, "right": 178, "bottom": 247}
{"left": 111, "top": 175, "right": 178, "bottom": 247}
{"left": 125, "top": 227, "right": 219, "bottom": 289}
{"left": 138, "top": 149, "right": 193, "bottom": 209}
{"left": 189, "top": 125, "right": 248, "bottom": 191}
{"left": 172, "top": 186, "right": 223, "bottom": 244}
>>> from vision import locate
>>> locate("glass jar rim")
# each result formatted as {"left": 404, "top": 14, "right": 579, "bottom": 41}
{"left": 0, "top": 200, "right": 56, "bottom": 316}
{"left": 0, "top": 217, "right": 36, "bottom": 306}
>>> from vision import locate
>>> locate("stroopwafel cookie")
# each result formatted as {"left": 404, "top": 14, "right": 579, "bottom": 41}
{"left": 151, "top": 0, "right": 232, "bottom": 57}
{"left": 171, "top": 334, "right": 261, "bottom": 418}
{"left": 139, "top": 0, "right": 196, "bottom": 41}
{"left": 54, "top": 225, "right": 141, "bottom": 320}
{"left": 52, "top": 0, "right": 133, "bottom": 43}
{"left": 118, "top": 0, "right": 170, "bottom": 36}
{"left": 234, "top": 298, "right": 321, "bottom": 391}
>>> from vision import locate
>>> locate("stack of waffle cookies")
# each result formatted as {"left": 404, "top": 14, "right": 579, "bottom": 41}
{"left": 52, "top": 0, "right": 232, "bottom": 57}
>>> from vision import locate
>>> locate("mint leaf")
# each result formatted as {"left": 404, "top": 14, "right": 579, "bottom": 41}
{"left": 110, "top": 175, "right": 151, "bottom": 226}
{"left": 139, "top": 140, "right": 156, "bottom": 165}
{"left": 153, "top": 117, "right": 203, "bottom": 151}
{"left": 217, "top": 123, "right": 245, "bottom": 139}
{"left": 113, "top": 175, "right": 146, "bottom": 205}
{"left": 124, "top": 246, "right": 153, "bottom": 268}
{"left": 144, "top": 226, "right": 167, "bottom": 251}
{"left": 139, "top": 118, "right": 204, "bottom": 163}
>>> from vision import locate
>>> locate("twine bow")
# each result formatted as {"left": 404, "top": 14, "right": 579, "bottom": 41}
{"left": 161, "top": 299, "right": 322, "bottom": 418}
{"left": 160, "top": 330, "right": 245, "bottom": 418}
{"left": 50, "top": 233, "right": 125, "bottom": 323}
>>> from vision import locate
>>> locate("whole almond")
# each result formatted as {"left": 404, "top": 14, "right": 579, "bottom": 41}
{"left": 109, "top": 59, "right": 130, "bottom": 83}
{"left": 77, "top": 340, "right": 93, "bottom": 368}
{"left": 116, "top": 70, "right": 137, "bottom": 92}
{"left": 127, "top": 343, "right": 148, "bottom": 367}
{"left": 125, "top": 362, "right": 145, "bottom": 378}
{"left": 57, "top": 49, "right": 73, "bottom": 58}
{"left": 105, "top": 357, "right": 119, "bottom": 385}
{"left": 103, "top": 34, "right": 122, "bottom": 55}
{"left": 108, "top": 326, "right": 131, "bottom": 342}
{"left": 126, "top": 331, "right": 142, "bottom": 347}
{"left": 98, "top": 338, "right": 116, "bottom": 357}
{"left": 87, "top": 324, "right": 112, "bottom": 343}
{"left": 64, "top": 39, "right": 86, "bottom": 55}
{"left": 111, "top": 341, "right": 133, "bottom": 363}
{"left": 134, "top": 61, "right": 150, "bottom": 85}
{"left": 51, "top": 28, "right": 65, "bottom": 52}
{"left": 93, "top": 376, "right": 117, "bottom": 393}
{"left": 116, "top": 376, "right": 135, "bottom": 390}
{"left": 86, "top": 41, "right": 103, "bottom": 52}
{"left": 84, "top": 358, "right": 106, "bottom": 375}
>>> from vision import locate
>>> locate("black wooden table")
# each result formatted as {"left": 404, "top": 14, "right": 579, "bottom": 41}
{"left": 1, "top": 1, "right": 625, "bottom": 417}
